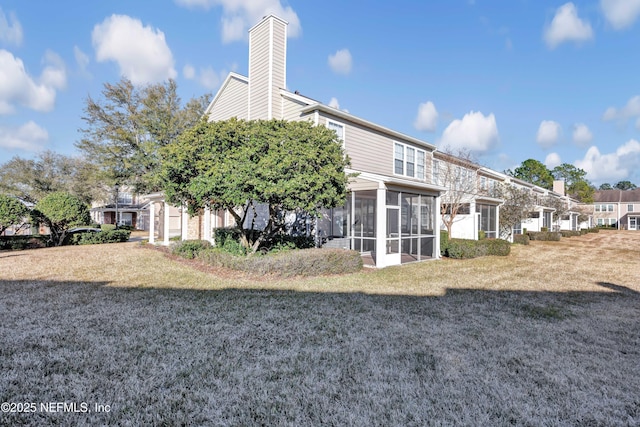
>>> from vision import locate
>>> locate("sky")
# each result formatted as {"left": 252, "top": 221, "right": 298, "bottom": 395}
{"left": 1, "top": 0, "right": 639, "bottom": 186}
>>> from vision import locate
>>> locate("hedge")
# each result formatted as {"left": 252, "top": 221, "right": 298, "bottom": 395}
{"left": 527, "top": 231, "right": 561, "bottom": 241}
{"left": 560, "top": 230, "right": 581, "bottom": 238}
{"left": 440, "top": 230, "right": 449, "bottom": 255}
{"left": 71, "top": 229, "right": 131, "bottom": 245}
{"left": 513, "top": 234, "right": 530, "bottom": 245}
{"left": 445, "top": 238, "right": 511, "bottom": 259}
{"left": 197, "top": 248, "right": 363, "bottom": 277}
{"left": 0, "top": 235, "right": 48, "bottom": 250}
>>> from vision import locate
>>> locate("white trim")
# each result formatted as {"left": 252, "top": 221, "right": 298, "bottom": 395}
{"left": 393, "top": 141, "right": 426, "bottom": 181}
{"left": 326, "top": 118, "right": 345, "bottom": 149}
{"left": 346, "top": 168, "right": 447, "bottom": 193}
{"left": 267, "top": 18, "right": 273, "bottom": 120}
{"left": 283, "top": 19, "right": 287, "bottom": 91}
{"left": 247, "top": 27, "right": 252, "bottom": 120}
{"left": 280, "top": 89, "right": 316, "bottom": 105}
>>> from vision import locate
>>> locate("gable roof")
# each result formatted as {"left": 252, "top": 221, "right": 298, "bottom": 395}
{"left": 203, "top": 72, "right": 249, "bottom": 116}
{"left": 594, "top": 189, "right": 640, "bottom": 203}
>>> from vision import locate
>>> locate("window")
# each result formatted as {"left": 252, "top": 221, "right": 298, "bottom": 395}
{"left": 394, "top": 142, "right": 426, "bottom": 180}
{"left": 608, "top": 204, "right": 614, "bottom": 212}
{"left": 432, "top": 160, "right": 440, "bottom": 184}
{"left": 480, "top": 176, "right": 487, "bottom": 191}
{"left": 117, "top": 193, "right": 132, "bottom": 205}
{"left": 628, "top": 204, "right": 634, "bottom": 212}
{"left": 595, "top": 205, "right": 601, "bottom": 212}
{"left": 327, "top": 119, "right": 345, "bottom": 144}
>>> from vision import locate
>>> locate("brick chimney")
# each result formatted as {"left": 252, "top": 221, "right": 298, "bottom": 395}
{"left": 248, "top": 15, "right": 288, "bottom": 120}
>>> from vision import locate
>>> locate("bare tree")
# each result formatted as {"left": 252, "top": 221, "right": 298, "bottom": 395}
{"left": 543, "top": 195, "right": 569, "bottom": 231}
{"left": 497, "top": 184, "right": 536, "bottom": 239}
{"left": 434, "top": 149, "right": 482, "bottom": 236}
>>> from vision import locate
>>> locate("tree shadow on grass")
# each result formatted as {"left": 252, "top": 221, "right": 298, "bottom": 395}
{"left": 0, "top": 279, "right": 638, "bottom": 426}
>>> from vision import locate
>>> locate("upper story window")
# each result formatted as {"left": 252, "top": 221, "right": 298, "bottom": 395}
{"left": 432, "top": 159, "right": 440, "bottom": 185}
{"left": 394, "top": 142, "right": 425, "bottom": 180}
{"left": 117, "top": 193, "right": 133, "bottom": 205}
{"left": 628, "top": 204, "right": 634, "bottom": 212}
{"left": 326, "top": 119, "right": 345, "bottom": 146}
{"left": 480, "top": 176, "right": 487, "bottom": 191}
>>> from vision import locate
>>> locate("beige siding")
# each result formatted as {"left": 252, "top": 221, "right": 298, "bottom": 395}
{"left": 281, "top": 97, "right": 307, "bottom": 120}
{"left": 249, "top": 23, "right": 269, "bottom": 119}
{"left": 317, "top": 113, "right": 431, "bottom": 182}
{"left": 208, "top": 77, "right": 248, "bottom": 122}
{"left": 248, "top": 16, "right": 287, "bottom": 120}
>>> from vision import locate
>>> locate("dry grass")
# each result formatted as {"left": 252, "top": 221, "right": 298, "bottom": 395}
{"left": 0, "top": 230, "right": 639, "bottom": 425}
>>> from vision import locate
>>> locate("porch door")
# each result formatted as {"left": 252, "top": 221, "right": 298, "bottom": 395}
{"left": 630, "top": 217, "right": 638, "bottom": 231}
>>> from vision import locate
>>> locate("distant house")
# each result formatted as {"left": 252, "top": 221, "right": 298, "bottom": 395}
{"left": 90, "top": 187, "right": 150, "bottom": 230}
{"left": 592, "top": 189, "right": 640, "bottom": 230}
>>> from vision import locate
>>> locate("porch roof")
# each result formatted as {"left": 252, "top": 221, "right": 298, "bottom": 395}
{"left": 346, "top": 169, "right": 447, "bottom": 193}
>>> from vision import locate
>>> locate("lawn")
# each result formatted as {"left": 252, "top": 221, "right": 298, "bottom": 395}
{"left": 0, "top": 231, "right": 639, "bottom": 426}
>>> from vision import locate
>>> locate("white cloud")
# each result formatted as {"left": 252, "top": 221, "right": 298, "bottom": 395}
{"left": 544, "top": 152, "right": 562, "bottom": 169}
{"left": 544, "top": 3, "right": 593, "bottom": 49}
{"left": 183, "top": 64, "right": 235, "bottom": 90}
{"left": 0, "top": 49, "right": 66, "bottom": 114}
{"left": 413, "top": 101, "right": 439, "bottom": 132}
{"left": 575, "top": 139, "right": 640, "bottom": 182}
{"left": 328, "top": 49, "right": 352, "bottom": 75}
{"left": 0, "top": 121, "right": 48, "bottom": 152}
{"left": 0, "top": 8, "right": 23, "bottom": 47}
{"left": 174, "top": 0, "right": 301, "bottom": 43}
{"left": 328, "top": 97, "right": 340, "bottom": 109}
{"left": 536, "top": 120, "right": 561, "bottom": 148}
{"left": 439, "top": 111, "right": 499, "bottom": 153}
{"left": 572, "top": 123, "right": 593, "bottom": 147}
{"left": 74, "top": 46, "right": 90, "bottom": 76}
{"left": 601, "top": 0, "right": 640, "bottom": 30}
{"left": 603, "top": 95, "right": 640, "bottom": 126}
{"left": 92, "top": 14, "right": 177, "bottom": 85}
{"left": 183, "top": 64, "right": 195, "bottom": 79}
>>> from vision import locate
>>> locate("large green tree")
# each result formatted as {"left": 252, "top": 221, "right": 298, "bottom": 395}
{"left": 0, "top": 194, "right": 29, "bottom": 235}
{"left": 77, "top": 78, "right": 210, "bottom": 194}
{"left": 161, "top": 118, "right": 351, "bottom": 253}
{"left": 599, "top": 183, "right": 613, "bottom": 190}
{"left": 551, "top": 163, "right": 595, "bottom": 203}
{"left": 34, "top": 192, "right": 91, "bottom": 246}
{"left": 0, "top": 151, "right": 100, "bottom": 204}
{"left": 507, "top": 159, "right": 553, "bottom": 190}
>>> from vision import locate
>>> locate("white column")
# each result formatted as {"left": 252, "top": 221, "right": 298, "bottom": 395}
{"left": 434, "top": 194, "right": 441, "bottom": 259}
{"left": 375, "top": 186, "right": 387, "bottom": 268}
{"left": 181, "top": 205, "right": 189, "bottom": 241}
{"left": 149, "top": 202, "right": 156, "bottom": 244}
{"left": 163, "top": 202, "right": 170, "bottom": 246}
{"left": 204, "top": 206, "right": 212, "bottom": 243}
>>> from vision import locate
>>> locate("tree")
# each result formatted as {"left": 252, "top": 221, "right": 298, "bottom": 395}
{"left": 507, "top": 159, "right": 553, "bottom": 190}
{"left": 543, "top": 195, "right": 569, "bottom": 230}
{"left": 0, "top": 151, "right": 101, "bottom": 205}
{"left": 497, "top": 184, "right": 536, "bottom": 239}
{"left": 0, "top": 194, "right": 29, "bottom": 236}
{"left": 77, "top": 78, "right": 210, "bottom": 194}
{"left": 551, "top": 163, "right": 595, "bottom": 203}
{"left": 614, "top": 180, "right": 637, "bottom": 190}
{"left": 599, "top": 183, "right": 613, "bottom": 190}
{"left": 435, "top": 150, "right": 482, "bottom": 236}
{"left": 160, "top": 118, "right": 351, "bottom": 253}
{"left": 34, "top": 192, "right": 91, "bottom": 246}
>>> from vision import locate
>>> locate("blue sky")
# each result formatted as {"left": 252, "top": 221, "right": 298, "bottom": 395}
{"left": 1, "top": 0, "right": 639, "bottom": 186}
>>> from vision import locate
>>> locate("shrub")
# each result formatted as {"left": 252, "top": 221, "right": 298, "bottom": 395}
{"left": 440, "top": 230, "right": 449, "bottom": 255}
{"left": 560, "top": 230, "right": 581, "bottom": 238}
{"left": 261, "top": 234, "right": 315, "bottom": 253}
{"left": 100, "top": 224, "right": 116, "bottom": 232}
{"left": 0, "top": 235, "right": 48, "bottom": 250}
{"left": 71, "top": 230, "right": 131, "bottom": 245}
{"left": 198, "top": 248, "right": 363, "bottom": 277}
{"left": 513, "top": 234, "right": 530, "bottom": 245}
{"left": 587, "top": 228, "right": 599, "bottom": 233}
{"left": 170, "top": 240, "right": 212, "bottom": 259}
{"left": 445, "top": 238, "right": 511, "bottom": 259}
{"left": 478, "top": 230, "right": 486, "bottom": 240}
{"left": 527, "top": 231, "right": 561, "bottom": 241}
{"left": 541, "top": 227, "right": 548, "bottom": 232}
